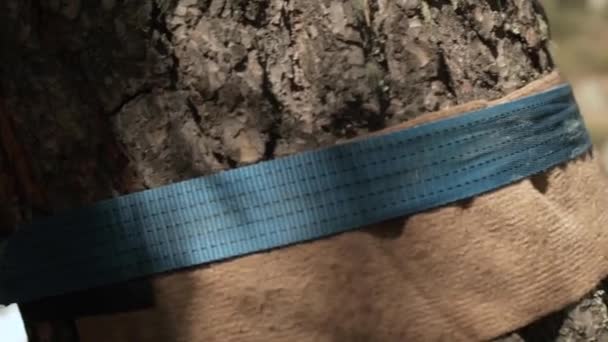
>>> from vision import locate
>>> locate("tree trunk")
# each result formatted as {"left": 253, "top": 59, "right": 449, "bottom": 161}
{"left": 0, "top": 0, "right": 603, "bottom": 341}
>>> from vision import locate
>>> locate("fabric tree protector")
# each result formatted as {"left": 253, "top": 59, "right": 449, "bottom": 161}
{"left": 0, "top": 84, "right": 592, "bottom": 304}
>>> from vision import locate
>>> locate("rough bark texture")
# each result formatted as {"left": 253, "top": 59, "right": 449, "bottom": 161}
{"left": 1, "top": 0, "right": 604, "bottom": 341}
{"left": 0, "top": 0, "right": 555, "bottom": 214}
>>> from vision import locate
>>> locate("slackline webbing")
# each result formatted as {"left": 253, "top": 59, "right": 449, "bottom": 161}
{"left": 0, "top": 84, "right": 591, "bottom": 304}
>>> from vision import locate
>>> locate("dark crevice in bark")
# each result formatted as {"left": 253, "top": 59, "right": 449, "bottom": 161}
{"left": 219, "top": 0, "right": 228, "bottom": 17}
{"left": 542, "top": 45, "right": 555, "bottom": 69}
{"left": 108, "top": 87, "right": 154, "bottom": 116}
{"left": 237, "top": 0, "right": 270, "bottom": 28}
{"left": 213, "top": 152, "right": 238, "bottom": 168}
{"left": 281, "top": 0, "right": 304, "bottom": 92}
{"left": 151, "top": 1, "right": 180, "bottom": 89}
{"left": 425, "top": 0, "right": 452, "bottom": 9}
{"left": 350, "top": 0, "right": 391, "bottom": 119}
{"left": 233, "top": 53, "right": 249, "bottom": 72}
{"left": 326, "top": 97, "right": 385, "bottom": 137}
{"left": 529, "top": 43, "right": 555, "bottom": 72}
{"left": 486, "top": 0, "right": 506, "bottom": 12}
{"left": 188, "top": 7, "right": 206, "bottom": 29}
{"left": 368, "top": 0, "right": 391, "bottom": 116}
{"left": 477, "top": 30, "right": 500, "bottom": 59}
{"left": 527, "top": 48, "right": 544, "bottom": 73}
{"left": 455, "top": 5, "right": 500, "bottom": 59}
{"left": 494, "top": 25, "right": 550, "bottom": 73}
{"left": 258, "top": 54, "right": 283, "bottom": 160}
{"left": 335, "top": 36, "right": 365, "bottom": 49}
{"left": 186, "top": 97, "right": 202, "bottom": 125}
{"left": 531, "top": 0, "right": 551, "bottom": 38}
{"left": 436, "top": 48, "right": 457, "bottom": 97}
{"left": 483, "top": 69, "right": 500, "bottom": 89}
{"left": 198, "top": 0, "right": 213, "bottom": 13}
{"left": 281, "top": 0, "right": 293, "bottom": 38}
{"left": 411, "top": 5, "right": 426, "bottom": 22}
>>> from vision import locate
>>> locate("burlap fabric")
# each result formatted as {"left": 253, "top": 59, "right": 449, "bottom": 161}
{"left": 77, "top": 72, "right": 608, "bottom": 341}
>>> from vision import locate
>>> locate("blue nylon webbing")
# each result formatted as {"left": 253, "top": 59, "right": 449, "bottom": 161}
{"left": 0, "top": 84, "right": 591, "bottom": 304}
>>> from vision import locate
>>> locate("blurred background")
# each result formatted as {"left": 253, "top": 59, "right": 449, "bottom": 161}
{"left": 541, "top": 0, "right": 608, "bottom": 170}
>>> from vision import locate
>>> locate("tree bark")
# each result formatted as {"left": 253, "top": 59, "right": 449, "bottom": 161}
{"left": 1, "top": 0, "right": 603, "bottom": 341}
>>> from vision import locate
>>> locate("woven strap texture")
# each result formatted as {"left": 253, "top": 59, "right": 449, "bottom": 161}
{"left": 0, "top": 84, "right": 590, "bottom": 304}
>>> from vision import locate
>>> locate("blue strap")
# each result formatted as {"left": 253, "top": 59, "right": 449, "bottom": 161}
{"left": 0, "top": 84, "right": 591, "bottom": 304}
